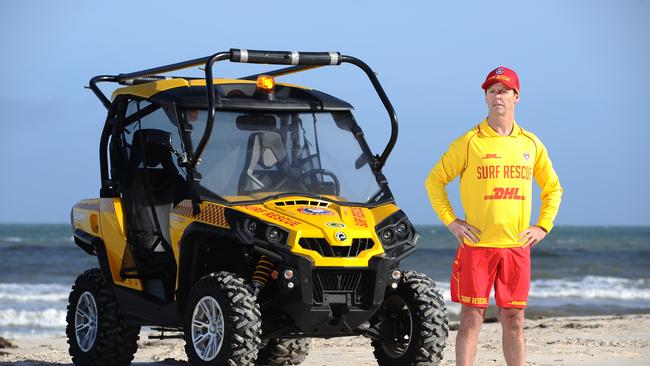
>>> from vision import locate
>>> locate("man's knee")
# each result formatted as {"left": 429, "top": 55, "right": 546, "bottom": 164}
{"left": 459, "top": 306, "right": 486, "bottom": 331}
{"left": 499, "top": 308, "right": 525, "bottom": 330}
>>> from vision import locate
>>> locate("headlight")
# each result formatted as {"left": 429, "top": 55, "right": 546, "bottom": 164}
{"left": 375, "top": 210, "right": 416, "bottom": 249}
{"left": 235, "top": 215, "right": 288, "bottom": 247}
{"left": 245, "top": 219, "right": 258, "bottom": 234}
{"left": 266, "top": 227, "right": 284, "bottom": 244}
{"left": 380, "top": 228, "right": 395, "bottom": 244}
{"left": 395, "top": 222, "right": 409, "bottom": 237}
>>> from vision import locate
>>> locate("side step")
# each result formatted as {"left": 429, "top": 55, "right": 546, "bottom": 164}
{"left": 148, "top": 327, "right": 184, "bottom": 340}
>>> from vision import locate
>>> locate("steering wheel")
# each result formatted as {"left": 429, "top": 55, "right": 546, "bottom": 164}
{"left": 296, "top": 169, "right": 341, "bottom": 196}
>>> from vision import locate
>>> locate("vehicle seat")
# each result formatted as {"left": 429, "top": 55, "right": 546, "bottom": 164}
{"left": 122, "top": 129, "right": 186, "bottom": 276}
{"left": 238, "top": 131, "right": 290, "bottom": 194}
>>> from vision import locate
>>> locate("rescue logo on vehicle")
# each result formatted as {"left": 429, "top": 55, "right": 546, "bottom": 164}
{"left": 350, "top": 207, "right": 368, "bottom": 227}
{"left": 335, "top": 231, "right": 347, "bottom": 241}
{"left": 326, "top": 222, "right": 346, "bottom": 228}
{"left": 298, "top": 207, "right": 334, "bottom": 216}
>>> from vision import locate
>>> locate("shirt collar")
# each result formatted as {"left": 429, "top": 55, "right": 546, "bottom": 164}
{"left": 478, "top": 118, "right": 522, "bottom": 137}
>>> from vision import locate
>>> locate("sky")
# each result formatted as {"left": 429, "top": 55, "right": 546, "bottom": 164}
{"left": 0, "top": 0, "right": 648, "bottom": 225}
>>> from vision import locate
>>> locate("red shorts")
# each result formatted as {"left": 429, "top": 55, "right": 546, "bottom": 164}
{"left": 450, "top": 245, "right": 530, "bottom": 308}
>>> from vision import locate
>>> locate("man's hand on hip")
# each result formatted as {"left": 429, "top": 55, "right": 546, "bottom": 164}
{"left": 447, "top": 219, "right": 481, "bottom": 247}
{"left": 519, "top": 226, "right": 547, "bottom": 248}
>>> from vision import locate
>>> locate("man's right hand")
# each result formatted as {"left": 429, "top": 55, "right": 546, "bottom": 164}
{"left": 447, "top": 219, "right": 481, "bottom": 247}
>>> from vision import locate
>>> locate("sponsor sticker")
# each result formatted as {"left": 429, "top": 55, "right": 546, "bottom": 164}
{"left": 335, "top": 231, "right": 347, "bottom": 241}
{"left": 298, "top": 207, "right": 334, "bottom": 216}
{"left": 326, "top": 222, "right": 346, "bottom": 228}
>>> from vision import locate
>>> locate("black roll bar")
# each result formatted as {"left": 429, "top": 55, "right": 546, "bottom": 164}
{"left": 116, "top": 56, "right": 209, "bottom": 81}
{"left": 90, "top": 48, "right": 400, "bottom": 185}
{"left": 191, "top": 52, "right": 230, "bottom": 170}
{"left": 340, "top": 55, "right": 398, "bottom": 169}
{"left": 88, "top": 75, "right": 118, "bottom": 110}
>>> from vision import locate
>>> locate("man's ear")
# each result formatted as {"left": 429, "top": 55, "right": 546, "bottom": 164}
{"left": 514, "top": 92, "right": 520, "bottom": 104}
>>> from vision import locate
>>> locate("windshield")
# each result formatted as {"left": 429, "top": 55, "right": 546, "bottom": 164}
{"left": 184, "top": 110, "right": 385, "bottom": 204}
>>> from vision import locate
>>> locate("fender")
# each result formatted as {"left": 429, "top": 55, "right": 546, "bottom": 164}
{"left": 73, "top": 228, "right": 113, "bottom": 284}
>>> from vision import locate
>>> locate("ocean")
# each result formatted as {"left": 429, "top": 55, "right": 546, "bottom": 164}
{"left": 1, "top": 224, "right": 649, "bottom": 338}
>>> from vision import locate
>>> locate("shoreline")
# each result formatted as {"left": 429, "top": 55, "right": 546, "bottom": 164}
{"left": 2, "top": 314, "right": 649, "bottom": 365}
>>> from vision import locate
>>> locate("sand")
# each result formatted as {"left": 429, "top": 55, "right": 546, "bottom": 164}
{"left": 2, "top": 314, "right": 649, "bottom": 365}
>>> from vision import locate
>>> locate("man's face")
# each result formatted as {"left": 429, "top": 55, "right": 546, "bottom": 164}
{"left": 485, "top": 82, "right": 519, "bottom": 116}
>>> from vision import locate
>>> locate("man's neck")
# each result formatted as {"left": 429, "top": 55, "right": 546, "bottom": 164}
{"left": 487, "top": 114, "right": 515, "bottom": 136}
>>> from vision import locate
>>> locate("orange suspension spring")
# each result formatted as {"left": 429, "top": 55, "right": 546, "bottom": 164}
{"left": 252, "top": 256, "right": 275, "bottom": 290}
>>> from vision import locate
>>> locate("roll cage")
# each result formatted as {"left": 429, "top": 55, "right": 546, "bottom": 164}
{"left": 91, "top": 49, "right": 399, "bottom": 212}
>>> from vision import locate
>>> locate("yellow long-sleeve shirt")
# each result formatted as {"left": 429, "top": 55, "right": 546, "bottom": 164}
{"left": 425, "top": 119, "right": 563, "bottom": 248}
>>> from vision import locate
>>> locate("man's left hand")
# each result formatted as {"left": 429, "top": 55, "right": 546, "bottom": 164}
{"left": 518, "top": 226, "right": 547, "bottom": 248}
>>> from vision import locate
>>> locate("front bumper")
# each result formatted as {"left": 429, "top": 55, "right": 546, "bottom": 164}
{"left": 274, "top": 253, "right": 397, "bottom": 336}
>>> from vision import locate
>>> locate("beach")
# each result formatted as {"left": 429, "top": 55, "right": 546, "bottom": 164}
{"left": 2, "top": 314, "right": 649, "bottom": 365}
{"left": 1, "top": 225, "right": 649, "bottom": 365}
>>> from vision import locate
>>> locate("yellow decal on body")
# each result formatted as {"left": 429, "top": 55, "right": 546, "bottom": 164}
{"left": 350, "top": 207, "right": 368, "bottom": 227}
{"left": 244, "top": 206, "right": 302, "bottom": 227}
{"left": 171, "top": 200, "right": 229, "bottom": 228}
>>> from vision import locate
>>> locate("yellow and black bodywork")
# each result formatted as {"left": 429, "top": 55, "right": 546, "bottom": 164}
{"left": 72, "top": 194, "right": 417, "bottom": 335}
{"left": 72, "top": 49, "right": 421, "bottom": 338}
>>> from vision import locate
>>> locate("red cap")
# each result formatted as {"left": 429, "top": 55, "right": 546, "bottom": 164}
{"left": 481, "top": 66, "right": 520, "bottom": 94}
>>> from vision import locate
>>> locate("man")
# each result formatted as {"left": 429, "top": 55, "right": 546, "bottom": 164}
{"left": 424, "top": 66, "right": 562, "bottom": 366}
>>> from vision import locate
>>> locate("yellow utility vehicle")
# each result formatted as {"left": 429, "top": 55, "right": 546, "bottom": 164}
{"left": 68, "top": 49, "right": 448, "bottom": 365}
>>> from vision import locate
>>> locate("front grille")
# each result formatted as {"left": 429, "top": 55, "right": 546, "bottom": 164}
{"left": 299, "top": 238, "right": 374, "bottom": 257}
{"left": 312, "top": 270, "right": 371, "bottom": 306}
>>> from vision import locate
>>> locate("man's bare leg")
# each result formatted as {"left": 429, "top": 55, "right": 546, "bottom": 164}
{"left": 456, "top": 305, "right": 485, "bottom": 366}
{"left": 499, "top": 307, "right": 525, "bottom": 366}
